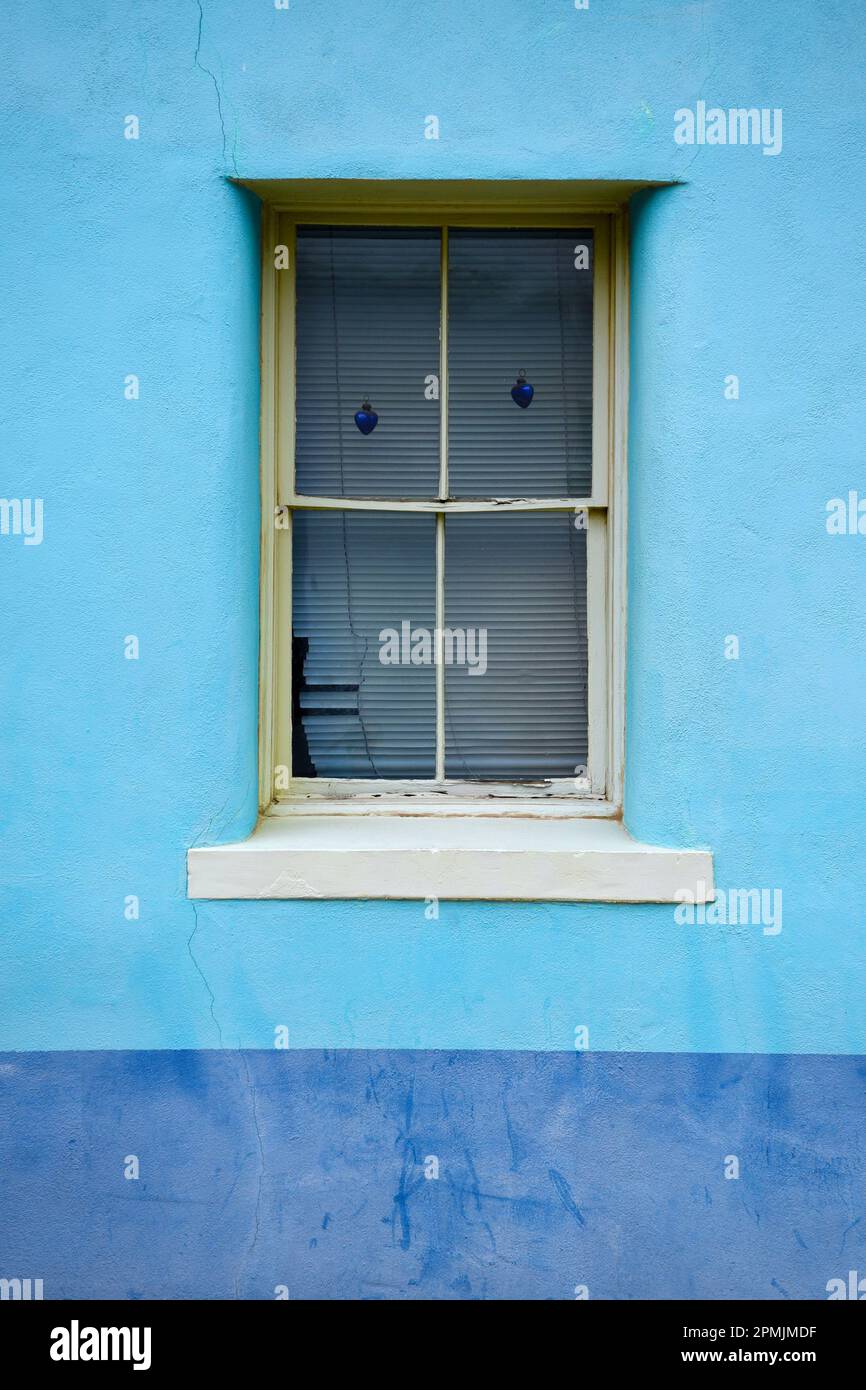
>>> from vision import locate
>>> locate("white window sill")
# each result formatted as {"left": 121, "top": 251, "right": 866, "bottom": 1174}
{"left": 187, "top": 811, "right": 713, "bottom": 903}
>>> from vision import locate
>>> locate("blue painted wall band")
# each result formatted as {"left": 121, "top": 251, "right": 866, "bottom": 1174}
{"left": 1, "top": 1050, "right": 864, "bottom": 1301}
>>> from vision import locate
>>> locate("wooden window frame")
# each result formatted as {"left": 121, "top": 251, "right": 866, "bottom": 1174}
{"left": 257, "top": 196, "right": 629, "bottom": 819}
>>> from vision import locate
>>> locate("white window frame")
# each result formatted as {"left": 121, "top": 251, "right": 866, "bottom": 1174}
{"left": 258, "top": 199, "right": 629, "bottom": 819}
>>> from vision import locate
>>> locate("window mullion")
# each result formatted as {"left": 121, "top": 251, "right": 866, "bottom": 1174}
{"left": 435, "top": 226, "right": 448, "bottom": 781}
{"left": 439, "top": 225, "right": 449, "bottom": 500}
{"left": 435, "top": 510, "right": 445, "bottom": 781}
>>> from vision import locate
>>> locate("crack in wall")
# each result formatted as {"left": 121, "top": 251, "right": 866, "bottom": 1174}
{"left": 190, "top": 793, "right": 233, "bottom": 849}
{"left": 185, "top": 907, "right": 267, "bottom": 1297}
{"left": 193, "top": 0, "right": 238, "bottom": 174}
{"left": 680, "top": 0, "right": 723, "bottom": 177}
{"left": 235, "top": 1052, "right": 266, "bottom": 1298}
{"left": 187, "top": 903, "right": 224, "bottom": 1046}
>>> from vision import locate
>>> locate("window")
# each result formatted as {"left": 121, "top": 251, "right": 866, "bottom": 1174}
{"left": 188, "top": 182, "right": 714, "bottom": 901}
{"left": 267, "top": 212, "right": 618, "bottom": 808}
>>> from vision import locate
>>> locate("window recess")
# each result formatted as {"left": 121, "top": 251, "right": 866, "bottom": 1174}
{"left": 188, "top": 184, "right": 715, "bottom": 903}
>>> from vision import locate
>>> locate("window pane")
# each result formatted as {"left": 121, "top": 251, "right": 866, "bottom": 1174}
{"left": 292, "top": 511, "right": 436, "bottom": 777}
{"left": 447, "top": 229, "right": 593, "bottom": 497}
{"left": 295, "top": 227, "right": 441, "bottom": 498}
{"left": 444, "top": 513, "right": 587, "bottom": 779}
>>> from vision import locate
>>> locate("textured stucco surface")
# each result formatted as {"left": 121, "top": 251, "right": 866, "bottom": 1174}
{"left": 1, "top": 1049, "right": 864, "bottom": 1300}
{"left": 1, "top": 0, "right": 865, "bottom": 1059}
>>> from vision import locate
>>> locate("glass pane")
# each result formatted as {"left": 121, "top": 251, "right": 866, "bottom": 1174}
{"left": 447, "top": 229, "right": 593, "bottom": 497}
{"left": 292, "top": 511, "right": 436, "bottom": 777}
{"left": 444, "top": 513, "right": 587, "bottom": 779}
{"left": 295, "top": 227, "right": 441, "bottom": 498}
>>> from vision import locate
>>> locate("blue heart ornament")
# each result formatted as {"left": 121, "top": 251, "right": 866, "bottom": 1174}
{"left": 511, "top": 374, "right": 534, "bottom": 408}
{"left": 354, "top": 401, "right": 378, "bottom": 435}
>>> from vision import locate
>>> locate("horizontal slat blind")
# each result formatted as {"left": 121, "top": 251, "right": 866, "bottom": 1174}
{"left": 447, "top": 229, "right": 593, "bottom": 498}
{"left": 444, "top": 513, "right": 587, "bottom": 778}
{"left": 294, "top": 227, "right": 441, "bottom": 499}
{"left": 292, "top": 511, "right": 436, "bottom": 777}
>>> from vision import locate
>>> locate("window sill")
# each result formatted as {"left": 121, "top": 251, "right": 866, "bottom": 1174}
{"left": 187, "top": 812, "right": 713, "bottom": 903}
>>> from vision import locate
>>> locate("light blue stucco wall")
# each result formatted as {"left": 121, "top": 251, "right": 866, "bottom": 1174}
{"left": 2, "top": 0, "right": 865, "bottom": 1056}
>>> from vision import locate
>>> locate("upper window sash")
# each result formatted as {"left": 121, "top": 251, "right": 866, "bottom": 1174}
{"left": 277, "top": 215, "right": 611, "bottom": 509}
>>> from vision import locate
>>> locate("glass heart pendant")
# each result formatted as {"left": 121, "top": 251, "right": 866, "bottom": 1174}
{"left": 354, "top": 399, "right": 378, "bottom": 434}
{"left": 511, "top": 370, "right": 534, "bottom": 409}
